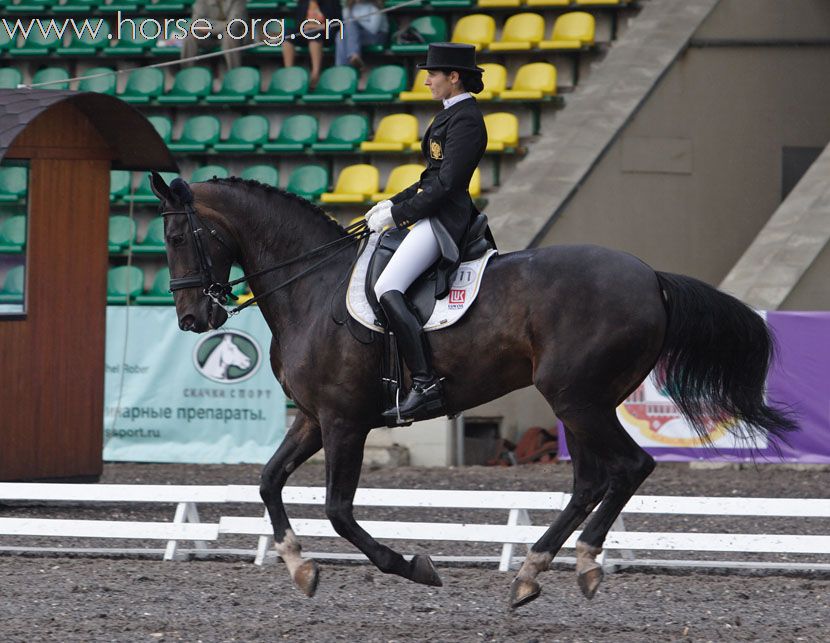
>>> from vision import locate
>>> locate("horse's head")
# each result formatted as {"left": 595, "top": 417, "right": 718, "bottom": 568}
{"left": 149, "top": 172, "right": 236, "bottom": 333}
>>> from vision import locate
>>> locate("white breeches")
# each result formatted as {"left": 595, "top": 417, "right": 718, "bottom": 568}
{"left": 373, "top": 219, "right": 440, "bottom": 300}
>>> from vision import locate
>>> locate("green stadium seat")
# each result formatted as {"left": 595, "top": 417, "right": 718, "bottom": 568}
{"left": 107, "top": 265, "right": 144, "bottom": 304}
{"left": 206, "top": 66, "right": 261, "bottom": 104}
{"left": 122, "top": 171, "right": 177, "bottom": 203}
{"left": 135, "top": 267, "right": 173, "bottom": 305}
{"left": 117, "top": 67, "right": 164, "bottom": 104}
{"left": 145, "top": 0, "right": 186, "bottom": 12}
{"left": 77, "top": 67, "right": 117, "bottom": 94}
{"left": 31, "top": 67, "right": 70, "bottom": 90}
{"left": 311, "top": 114, "right": 369, "bottom": 153}
{"left": 0, "top": 68, "right": 23, "bottom": 89}
{"left": 133, "top": 217, "right": 166, "bottom": 254}
{"left": 286, "top": 165, "right": 329, "bottom": 201}
{"left": 263, "top": 114, "right": 318, "bottom": 153}
{"left": 352, "top": 65, "right": 408, "bottom": 103}
{"left": 5, "top": 0, "right": 51, "bottom": 12}
{"left": 0, "top": 167, "right": 27, "bottom": 202}
{"left": 0, "top": 31, "right": 16, "bottom": 57}
{"left": 0, "top": 215, "right": 26, "bottom": 253}
{"left": 58, "top": 20, "right": 111, "bottom": 55}
{"left": 10, "top": 30, "right": 62, "bottom": 57}
{"left": 109, "top": 170, "right": 132, "bottom": 201}
{"left": 240, "top": 165, "right": 279, "bottom": 187}
{"left": 0, "top": 265, "right": 25, "bottom": 305}
{"left": 168, "top": 115, "right": 221, "bottom": 153}
{"left": 431, "top": 0, "right": 474, "bottom": 7}
{"left": 253, "top": 67, "right": 308, "bottom": 104}
{"left": 52, "top": 0, "right": 96, "bottom": 14}
{"left": 108, "top": 215, "right": 136, "bottom": 253}
{"left": 103, "top": 29, "right": 155, "bottom": 56}
{"left": 147, "top": 115, "right": 173, "bottom": 143}
{"left": 389, "top": 16, "right": 447, "bottom": 54}
{"left": 99, "top": 0, "right": 142, "bottom": 13}
{"left": 213, "top": 115, "right": 270, "bottom": 153}
{"left": 157, "top": 67, "right": 212, "bottom": 104}
{"left": 302, "top": 66, "right": 358, "bottom": 104}
{"left": 190, "top": 165, "right": 230, "bottom": 182}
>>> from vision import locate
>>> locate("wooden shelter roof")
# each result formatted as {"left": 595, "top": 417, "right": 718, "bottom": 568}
{"left": 0, "top": 89, "right": 178, "bottom": 171}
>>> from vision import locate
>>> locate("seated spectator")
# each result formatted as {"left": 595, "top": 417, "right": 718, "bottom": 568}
{"left": 336, "top": 0, "right": 388, "bottom": 69}
{"left": 282, "top": 0, "right": 343, "bottom": 89}
{"left": 182, "top": 0, "right": 248, "bottom": 70}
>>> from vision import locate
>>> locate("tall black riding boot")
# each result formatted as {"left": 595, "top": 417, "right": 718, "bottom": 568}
{"left": 379, "top": 290, "right": 444, "bottom": 423}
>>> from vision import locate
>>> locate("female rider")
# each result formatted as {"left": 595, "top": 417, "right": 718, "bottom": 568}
{"left": 364, "top": 42, "right": 489, "bottom": 424}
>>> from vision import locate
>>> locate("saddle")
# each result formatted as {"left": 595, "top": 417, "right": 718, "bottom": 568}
{"left": 364, "top": 213, "right": 494, "bottom": 325}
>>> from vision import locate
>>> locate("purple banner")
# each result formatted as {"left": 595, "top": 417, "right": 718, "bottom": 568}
{"left": 558, "top": 311, "right": 830, "bottom": 463}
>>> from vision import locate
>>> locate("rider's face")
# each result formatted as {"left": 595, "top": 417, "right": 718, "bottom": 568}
{"left": 425, "top": 70, "right": 460, "bottom": 101}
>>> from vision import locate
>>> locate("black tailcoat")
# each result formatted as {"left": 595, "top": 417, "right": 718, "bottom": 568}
{"left": 389, "top": 96, "right": 487, "bottom": 248}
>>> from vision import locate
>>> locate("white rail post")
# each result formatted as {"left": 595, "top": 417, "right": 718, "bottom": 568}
{"left": 254, "top": 508, "right": 274, "bottom": 566}
{"left": 499, "top": 508, "right": 531, "bottom": 571}
{"left": 164, "top": 502, "right": 208, "bottom": 561}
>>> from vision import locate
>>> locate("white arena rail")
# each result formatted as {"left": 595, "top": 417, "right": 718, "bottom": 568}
{"left": 1, "top": 483, "right": 828, "bottom": 573}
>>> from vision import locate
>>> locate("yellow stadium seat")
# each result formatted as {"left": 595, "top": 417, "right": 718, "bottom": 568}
{"left": 478, "top": 0, "right": 520, "bottom": 7}
{"left": 398, "top": 69, "right": 433, "bottom": 102}
{"left": 451, "top": 14, "right": 496, "bottom": 52}
{"left": 477, "top": 63, "right": 507, "bottom": 101}
{"left": 525, "top": 0, "right": 571, "bottom": 6}
{"left": 320, "top": 164, "right": 379, "bottom": 203}
{"left": 539, "top": 11, "right": 595, "bottom": 50}
{"left": 360, "top": 114, "right": 419, "bottom": 152}
{"left": 488, "top": 13, "right": 546, "bottom": 52}
{"left": 499, "top": 63, "right": 557, "bottom": 100}
{"left": 575, "top": 0, "right": 620, "bottom": 5}
{"left": 469, "top": 168, "right": 481, "bottom": 198}
{"left": 484, "top": 112, "right": 519, "bottom": 152}
{"left": 371, "top": 164, "right": 425, "bottom": 202}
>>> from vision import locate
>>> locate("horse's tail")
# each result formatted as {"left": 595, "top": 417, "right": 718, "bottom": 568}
{"left": 653, "top": 271, "right": 798, "bottom": 448}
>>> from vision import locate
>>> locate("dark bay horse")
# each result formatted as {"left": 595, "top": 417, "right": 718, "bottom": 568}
{"left": 149, "top": 173, "right": 796, "bottom": 609}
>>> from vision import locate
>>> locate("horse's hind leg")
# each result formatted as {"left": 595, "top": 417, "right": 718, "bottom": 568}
{"left": 260, "top": 411, "right": 323, "bottom": 597}
{"left": 321, "top": 419, "right": 442, "bottom": 587}
{"left": 561, "top": 407, "right": 655, "bottom": 599}
{"left": 509, "top": 426, "right": 609, "bottom": 609}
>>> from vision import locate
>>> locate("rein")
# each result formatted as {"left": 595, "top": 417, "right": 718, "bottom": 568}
{"left": 161, "top": 204, "right": 370, "bottom": 315}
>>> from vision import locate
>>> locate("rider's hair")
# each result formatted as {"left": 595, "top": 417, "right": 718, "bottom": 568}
{"left": 457, "top": 70, "right": 484, "bottom": 94}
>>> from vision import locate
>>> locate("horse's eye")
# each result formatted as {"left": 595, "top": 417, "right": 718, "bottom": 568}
{"left": 168, "top": 234, "right": 186, "bottom": 248}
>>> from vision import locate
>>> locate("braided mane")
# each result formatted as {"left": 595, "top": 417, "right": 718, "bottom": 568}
{"left": 206, "top": 176, "right": 347, "bottom": 238}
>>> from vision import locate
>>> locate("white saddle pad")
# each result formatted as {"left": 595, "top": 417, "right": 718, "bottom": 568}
{"left": 346, "top": 233, "right": 497, "bottom": 333}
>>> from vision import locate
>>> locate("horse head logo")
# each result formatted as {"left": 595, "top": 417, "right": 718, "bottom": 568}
{"left": 193, "top": 330, "right": 261, "bottom": 383}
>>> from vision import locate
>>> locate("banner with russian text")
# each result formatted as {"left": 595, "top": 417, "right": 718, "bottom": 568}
{"left": 557, "top": 311, "right": 830, "bottom": 463}
{"left": 103, "top": 307, "right": 286, "bottom": 463}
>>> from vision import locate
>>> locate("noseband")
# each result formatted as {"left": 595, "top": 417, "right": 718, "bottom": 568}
{"left": 161, "top": 203, "right": 237, "bottom": 306}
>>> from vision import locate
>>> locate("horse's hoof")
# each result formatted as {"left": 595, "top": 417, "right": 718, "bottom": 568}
{"left": 292, "top": 559, "right": 320, "bottom": 597}
{"left": 508, "top": 577, "right": 541, "bottom": 610}
{"left": 577, "top": 566, "right": 604, "bottom": 599}
{"left": 409, "top": 554, "right": 443, "bottom": 587}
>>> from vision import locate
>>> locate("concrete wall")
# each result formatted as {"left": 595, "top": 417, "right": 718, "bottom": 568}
{"left": 536, "top": 0, "right": 830, "bottom": 298}
{"left": 467, "top": 0, "right": 830, "bottom": 441}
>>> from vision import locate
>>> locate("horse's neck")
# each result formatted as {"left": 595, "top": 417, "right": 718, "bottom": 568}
{"left": 226, "top": 201, "right": 350, "bottom": 334}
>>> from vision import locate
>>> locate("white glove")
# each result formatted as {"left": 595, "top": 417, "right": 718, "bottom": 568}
{"left": 364, "top": 199, "right": 392, "bottom": 223}
{"left": 367, "top": 201, "right": 394, "bottom": 233}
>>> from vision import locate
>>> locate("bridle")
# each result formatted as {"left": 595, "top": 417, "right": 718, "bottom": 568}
{"left": 161, "top": 201, "right": 370, "bottom": 316}
{"left": 161, "top": 202, "right": 239, "bottom": 308}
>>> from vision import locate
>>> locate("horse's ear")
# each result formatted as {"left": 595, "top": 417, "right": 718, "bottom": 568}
{"left": 149, "top": 172, "right": 172, "bottom": 202}
{"left": 169, "top": 177, "right": 194, "bottom": 206}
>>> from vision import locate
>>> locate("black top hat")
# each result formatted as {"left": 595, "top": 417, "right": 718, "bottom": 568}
{"left": 417, "top": 43, "right": 484, "bottom": 74}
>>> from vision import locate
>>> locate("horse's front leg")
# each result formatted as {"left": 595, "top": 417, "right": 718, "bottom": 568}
{"left": 321, "top": 419, "right": 442, "bottom": 587}
{"left": 260, "top": 411, "right": 323, "bottom": 597}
